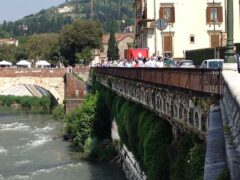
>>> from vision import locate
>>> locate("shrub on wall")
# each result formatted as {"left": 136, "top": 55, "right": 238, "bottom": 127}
{"left": 0, "top": 95, "right": 52, "bottom": 112}
{"left": 111, "top": 94, "right": 205, "bottom": 180}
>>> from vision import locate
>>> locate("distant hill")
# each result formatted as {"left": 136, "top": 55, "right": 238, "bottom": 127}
{"left": 0, "top": 0, "right": 134, "bottom": 37}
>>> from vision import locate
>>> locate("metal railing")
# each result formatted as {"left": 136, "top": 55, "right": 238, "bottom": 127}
{"left": 93, "top": 67, "right": 223, "bottom": 95}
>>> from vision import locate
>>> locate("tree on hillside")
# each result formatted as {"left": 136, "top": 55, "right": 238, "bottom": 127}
{"left": 0, "top": 45, "right": 16, "bottom": 62}
{"left": 107, "top": 21, "right": 119, "bottom": 61}
{"left": 58, "top": 20, "right": 102, "bottom": 66}
{"left": 26, "top": 33, "right": 59, "bottom": 62}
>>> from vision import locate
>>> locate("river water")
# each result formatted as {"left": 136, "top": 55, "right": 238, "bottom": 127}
{"left": 0, "top": 109, "right": 126, "bottom": 180}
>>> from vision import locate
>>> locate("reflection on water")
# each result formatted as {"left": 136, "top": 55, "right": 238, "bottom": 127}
{"left": 0, "top": 109, "right": 126, "bottom": 180}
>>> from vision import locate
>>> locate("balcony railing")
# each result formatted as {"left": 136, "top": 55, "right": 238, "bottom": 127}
{"left": 93, "top": 67, "right": 223, "bottom": 95}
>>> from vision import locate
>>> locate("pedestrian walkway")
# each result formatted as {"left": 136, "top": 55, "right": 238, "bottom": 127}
{"left": 204, "top": 105, "right": 227, "bottom": 180}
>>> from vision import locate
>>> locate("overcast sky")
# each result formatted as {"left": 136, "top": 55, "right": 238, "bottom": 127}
{"left": 0, "top": 0, "right": 66, "bottom": 23}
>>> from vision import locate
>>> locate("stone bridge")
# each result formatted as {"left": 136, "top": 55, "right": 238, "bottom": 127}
{"left": 94, "top": 67, "right": 222, "bottom": 138}
{"left": 0, "top": 68, "right": 89, "bottom": 106}
{"left": 94, "top": 66, "right": 240, "bottom": 180}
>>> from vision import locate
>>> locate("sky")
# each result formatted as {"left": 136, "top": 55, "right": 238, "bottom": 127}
{"left": 0, "top": 0, "right": 66, "bottom": 23}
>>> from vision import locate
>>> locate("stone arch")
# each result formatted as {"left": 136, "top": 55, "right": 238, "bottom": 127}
{"left": 174, "top": 104, "right": 178, "bottom": 118}
{"left": 194, "top": 112, "right": 199, "bottom": 129}
{"left": 0, "top": 77, "right": 64, "bottom": 104}
{"left": 201, "top": 115, "right": 208, "bottom": 131}
{"left": 179, "top": 105, "right": 183, "bottom": 119}
{"left": 189, "top": 109, "right": 194, "bottom": 126}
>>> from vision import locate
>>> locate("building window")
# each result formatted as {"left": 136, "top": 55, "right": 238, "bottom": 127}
{"left": 206, "top": 5, "right": 223, "bottom": 23}
{"left": 159, "top": 5, "right": 175, "bottom": 23}
{"left": 163, "top": 34, "right": 173, "bottom": 57}
{"left": 190, "top": 35, "right": 195, "bottom": 44}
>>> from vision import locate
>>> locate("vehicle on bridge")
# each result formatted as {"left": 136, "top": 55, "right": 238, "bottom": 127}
{"left": 177, "top": 60, "right": 195, "bottom": 68}
{"left": 200, "top": 59, "right": 224, "bottom": 69}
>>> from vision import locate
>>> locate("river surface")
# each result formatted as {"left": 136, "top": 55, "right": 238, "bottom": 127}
{"left": 0, "top": 109, "right": 126, "bottom": 180}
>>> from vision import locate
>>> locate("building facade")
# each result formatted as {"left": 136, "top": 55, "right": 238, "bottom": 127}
{"left": 134, "top": 0, "right": 240, "bottom": 59}
{"left": 101, "top": 33, "right": 135, "bottom": 60}
{"left": 0, "top": 38, "right": 18, "bottom": 46}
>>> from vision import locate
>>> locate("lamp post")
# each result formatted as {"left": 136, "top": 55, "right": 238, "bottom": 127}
{"left": 213, "top": 0, "right": 217, "bottom": 59}
{"left": 225, "top": 0, "right": 235, "bottom": 62}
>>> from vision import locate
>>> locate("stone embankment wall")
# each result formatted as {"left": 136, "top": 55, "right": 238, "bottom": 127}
{"left": 65, "top": 73, "right": 86, "bottom": 113}
{"left": 0, "top": 68, "right": 66, "bottom": 104}
{"left": 221, "top": 70, "right": 240, "bottom": 179}
{"left": 111, "top": 121, "right": 147, "bottom": 180}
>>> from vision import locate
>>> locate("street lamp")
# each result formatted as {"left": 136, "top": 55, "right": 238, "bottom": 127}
{"left": 225, "top": 0, "right": 235, "bottom": 62}
{"left": 213, "top": 0, "right": 217, "bottom": 59}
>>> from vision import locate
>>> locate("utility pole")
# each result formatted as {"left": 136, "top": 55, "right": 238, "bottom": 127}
{"left": 213, "top": 0, "right": 217, "bottom": 59}
{"left": 154, "top": 0, "right": 157, "bottom": 56}
{"left": 91, "top": 0, "right": 93, "bottom": 15}
{"left": 225, "top": 0, "right": 235, "bottom": 62}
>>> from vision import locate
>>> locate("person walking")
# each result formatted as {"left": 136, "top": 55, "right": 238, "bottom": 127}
{"left": 233, "top": 46, "right": 240, "bottom": 73}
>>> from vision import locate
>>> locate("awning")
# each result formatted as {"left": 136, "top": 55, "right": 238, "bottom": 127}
{"left": 0, "top": 60, "right": 12, "bottom": 66}
{"left": 36, "top": 60, "right": 50, "bottom": 66}
{"left": 16, "top": 60, "right": 31, "bottom": 66}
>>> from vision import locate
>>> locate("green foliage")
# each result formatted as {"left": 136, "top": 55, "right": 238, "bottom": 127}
{"left": 59, "top": 20, "right": 102, "bottom": 66}
{"left": 107, "top": 21, "right": 119, "bottom": 61}
{"left": 185, "top": 144, "right": 205, "bottom": 180}
{"left": 0, "top": 0, "right": 134, "bottom": 36}
{"left": 112, "top": 93, "right": 205, "bottom": 180}
{"left": 92, "top": 86, "right": 112, "bottom": 140}
{"left": 26, "top": 33, "right": 59, "bottom": 61}
{"left": 216, "top": 168, "right": 230, "bottom": 180}
{"left": 85, "top": 137, "right": 117, "bottom": 161}
{"left": 0, "top": 95, "right": 53, "bottom": 112}
{"left": 52, "top": 105, "right": 65, "bottom": 121}
{"left": 113, "top": 96, "right": 172, "bottom": 179}
{"left": 0, "top": 44, "right": 17, "bottom": 62}
{"left": 169, "top": 134, "right": 205, "bottom": 180}
{"left": 75, "top": 47, "right": 93, "bottom": 65}
{"left": 64, "top": 93, "right": 98, "bottom": 150}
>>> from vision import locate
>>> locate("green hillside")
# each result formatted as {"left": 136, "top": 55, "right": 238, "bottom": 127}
{"left": 0, "top": 0, "right": 134, "bottom": 37}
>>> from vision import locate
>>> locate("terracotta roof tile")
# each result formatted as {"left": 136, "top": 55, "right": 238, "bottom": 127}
{"left": 102, "top": 33, "right": 134, "bottom": 44}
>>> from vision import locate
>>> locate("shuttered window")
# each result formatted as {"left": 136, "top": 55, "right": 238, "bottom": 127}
{"left": 159, "top": 6, "right": 175, "bottom": 23}
{"left": 210, "top": 34, "right": 220, "bottom": 47}
{"left": 206, "top": 6, "right": 223, "bottom": 23}
{"left": 164, "top": 35, "right": 172, "bottom": 52}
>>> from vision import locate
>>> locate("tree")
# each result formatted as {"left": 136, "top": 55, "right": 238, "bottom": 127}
{"left": 75, "top": 47, "right": 93, "bottom": 65}
{"left": 26, "top": 33, "right": 59, "bottom": 61}
{"left": 59, "top": 20, "right": 102, "bottom": 66}
{"left": 0, "top": 44, "right": 16, "bottom": 62}
{"left": 107, "top": 21, "right": 119, "bottom": 61}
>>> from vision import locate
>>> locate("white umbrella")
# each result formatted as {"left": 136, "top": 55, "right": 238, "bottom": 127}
{"left": 16, "top": 60, "right": 31, "bottom": 66}
{"left": 36, "top": 60, "right": 50, "bottom": 66}
{"left": 16, "top": 60, "right": 31, "bottom": 68}
{"left": 0, "top": 60, "right": 12, "bottom": 66}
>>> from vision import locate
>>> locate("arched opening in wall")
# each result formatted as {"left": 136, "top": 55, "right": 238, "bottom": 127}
{"left": 179, "top": 106, "right": 183, "bottom": 119}
{"left": 163, "top": 100, "right": 166, "bottom": 112}
{"left": 201, "top": 116, "right": 207, "bottom": 131}
{"left": 156, "top": 97, "right": 159, "bottom": 109}
{"left": 184, "top": 109, "right": 188, "bottom": 123}
{"left": 167, "top": 103, "right": 171, "bottom": 114}
{"left": 0, "top": 84, "right": 58, "bottom": 106}
{"left": 189, "top": 109, "right": 194, "bottom": 126}
{"left": 194, "top": 112, "right": 199, "bottom": 129}
{"left": 174, "top": 104, "right": 178, "bottom": 117}
{"left": 171, "top": 104, "right": 174, "bottom": 116}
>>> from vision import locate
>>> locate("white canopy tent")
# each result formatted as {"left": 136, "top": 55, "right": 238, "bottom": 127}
{"left": 0, "top": 60, "right": 12, "bottom": 67}
{"left": 16, "top": 60, "right": 31, "bottom": 68}
{"left": 35, "top": 60, "right": 50, "bottom": 68}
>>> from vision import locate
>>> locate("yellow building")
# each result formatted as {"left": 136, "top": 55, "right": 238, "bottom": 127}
{"left": 134, "top": 0, "right": 240, "bottom": 59}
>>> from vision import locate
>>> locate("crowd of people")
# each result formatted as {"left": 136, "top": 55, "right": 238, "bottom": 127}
{"left": 94, "top": 56, "right": 169, "bottom": 68}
